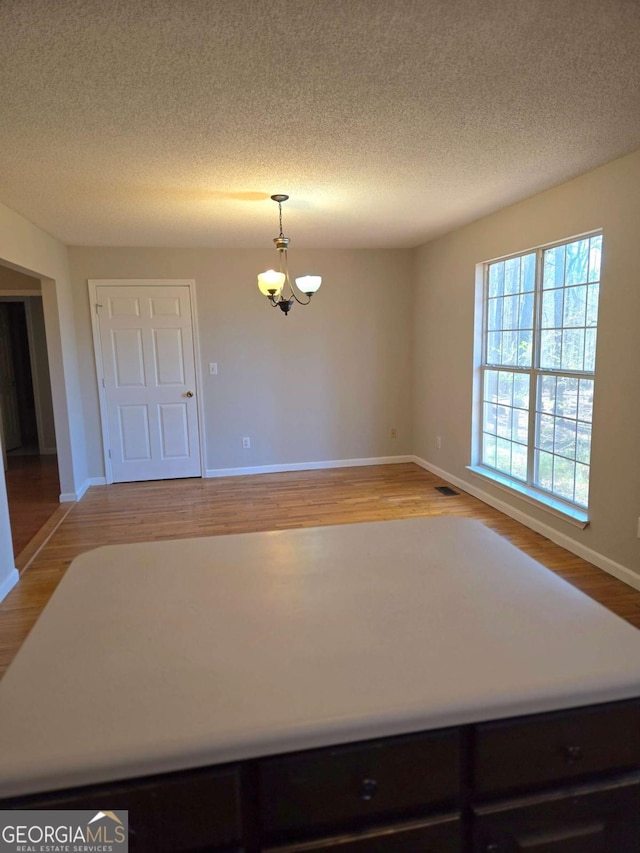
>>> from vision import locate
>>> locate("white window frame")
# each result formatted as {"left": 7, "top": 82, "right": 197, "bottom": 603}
{"left": 468, "top": 231, "right": 602, "bottom": 527}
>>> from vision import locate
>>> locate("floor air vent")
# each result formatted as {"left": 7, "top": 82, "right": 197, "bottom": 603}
{"left": 435, "top": 485, "right": 459, "bottom": 496}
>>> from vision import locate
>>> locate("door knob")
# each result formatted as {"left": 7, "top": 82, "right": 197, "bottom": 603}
{"left": 185, "top": 391, "right": 194, "bottom": 398}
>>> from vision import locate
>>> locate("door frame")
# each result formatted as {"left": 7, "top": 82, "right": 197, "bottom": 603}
{"left": 0, "top": 294, "right": 56, "bottom": 456}
{"left": 88, "top": 279, "right": 205, "bottom": 485}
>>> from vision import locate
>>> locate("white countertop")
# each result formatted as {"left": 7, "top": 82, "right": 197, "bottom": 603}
{"left": 1, "top": 517, "right": 640, "bottom": 798}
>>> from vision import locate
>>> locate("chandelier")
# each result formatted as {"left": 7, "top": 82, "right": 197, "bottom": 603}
{"left": 257, "top": 194, "right": 322, "bottom": 315}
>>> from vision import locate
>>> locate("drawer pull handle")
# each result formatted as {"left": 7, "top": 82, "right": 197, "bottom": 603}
{"left": 359, "top": 777, "right": 378, "bottom": 800}
{"left": 563, "top": 744, "right": 584, "bottom": 763}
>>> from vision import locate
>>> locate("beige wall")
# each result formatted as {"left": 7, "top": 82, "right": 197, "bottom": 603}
{"left": 0, "top": 201, "right": 86, "bottom": 496}
{"left": 413, "top": 148, "right": 640, "bottom": 577}
{"left": 0, "top": 200, "right": 86, "bottom": 599}
{"left": 69, "top": 248, "right": 414, "bottom": 477}
{"left": 0, "top": 266, "right": 41, "bottom": 291}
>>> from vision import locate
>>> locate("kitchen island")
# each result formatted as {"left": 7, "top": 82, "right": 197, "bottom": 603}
{"left": 1, "top": 517, "right": 639, "bottom": 851}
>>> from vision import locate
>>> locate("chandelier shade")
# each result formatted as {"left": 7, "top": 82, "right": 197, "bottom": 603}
{"left": 257, "top": 269, "right": 285, "bottom": 296}
{"left": 295, "top": 275, "right": 322, "bottom": 293}
{"left": 257, "top": 195, "right": 322, "bottom": 315}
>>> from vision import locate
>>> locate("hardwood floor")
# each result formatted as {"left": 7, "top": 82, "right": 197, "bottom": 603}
{"left": 1, "top": 462, "right": 639, "bottom": 679}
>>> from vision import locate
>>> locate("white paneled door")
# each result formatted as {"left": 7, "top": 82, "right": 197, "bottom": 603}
{"left": 93, "top": 282, "right": 201, "bottom": 483}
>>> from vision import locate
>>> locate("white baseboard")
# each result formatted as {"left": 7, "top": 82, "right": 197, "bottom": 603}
{"left": 412, "top": 455, "right": 640, "bottom": 593}
{"left": 40, "top": 447, "right": 57, "bottom": 456}
{"left": 88, "top": 477, "right": 107, "bottom": 487}
{"left": 205, "top": 455, "right": 414, "bottom": 478}
{"left": 60, "top": 477, "right": 107, "bottom": 502}
{"left": 0, "top": 568, "right": 19, "bottom": 604}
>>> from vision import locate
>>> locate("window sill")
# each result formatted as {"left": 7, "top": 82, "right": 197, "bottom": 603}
{"left": 466, "top": 466, "right": 589, "bottom": 528}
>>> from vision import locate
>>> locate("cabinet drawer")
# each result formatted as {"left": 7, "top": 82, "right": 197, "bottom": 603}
{"left": 265, "top": 813, "right": 461, "bottom": 852}
{"left": 474, "top": 700, "right": 640, "bottom": 797}
{"left": 4, "top": 765, "right": 242, "bottom": 852}
{"left": 473, "top": 774, "right": 640, "bottom": 853}
{"left": 259, "top": 728, "right": 460, "bottom": 838}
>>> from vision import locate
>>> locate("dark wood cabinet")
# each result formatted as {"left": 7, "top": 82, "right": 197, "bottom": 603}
{"left": 474, "top": 700, "right": 640, "bottom": 797}
{"left": 2, "top": 765, "right": 243, "bottom": 853}
{"left": 264, "top": 814, "right": 461, "bottom": 851}
{"left": 260, "top": 728, "right": 460, "bottom": 839}
{"left": 2, "top": 699, "right": 639, "bottom": 852}
{"left": 472, "top": 774, "right": 640, "bottom": 852}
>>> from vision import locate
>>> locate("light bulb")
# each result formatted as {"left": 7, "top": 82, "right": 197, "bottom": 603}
{"left": 257, "top": 269, "right": 285, "bottom": 296}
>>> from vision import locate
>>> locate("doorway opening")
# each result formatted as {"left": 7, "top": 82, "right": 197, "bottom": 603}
{"left": 0, "top": 270, "right": 60, "bottom": 562}
{"left": 1, "top": 302, "right": 38, "bottom": 454}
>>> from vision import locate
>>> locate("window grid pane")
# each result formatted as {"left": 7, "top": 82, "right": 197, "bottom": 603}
{"left": 533, "top": 371, "right": 593, "bottom": 508}
{"left": 481, "top": 236, "right": 600, "bottom": 511}
{"left": 481, "top": 368, "right": 529, "bottom": 482}
{"left": 485, "top": 254, "right": 535, "bottom": 369}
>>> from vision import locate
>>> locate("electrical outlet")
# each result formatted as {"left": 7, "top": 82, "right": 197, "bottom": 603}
{"left": 242, "top": 436, "right": 251, "bottom": 449}
{"left": 436, "top": 435, "right": 442, "bottom": 449}
{"left": 390, "top": 428, "right": 397, "bottom": 439}
{"left": 209, "top": 362, "right": 218, "bottom": 375}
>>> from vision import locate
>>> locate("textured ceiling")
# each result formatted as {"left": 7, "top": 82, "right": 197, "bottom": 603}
{"left": 1, "top": 0, "right": 640, "bottom": 248}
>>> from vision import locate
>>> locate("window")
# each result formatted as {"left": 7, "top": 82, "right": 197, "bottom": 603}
{"left": 476, "top": 233, "right": 601, "bottom": 518}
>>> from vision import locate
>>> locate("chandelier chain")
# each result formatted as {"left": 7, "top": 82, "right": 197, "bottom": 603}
{"left": 278, "top": 201, "right": 284, "bottom": 239}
